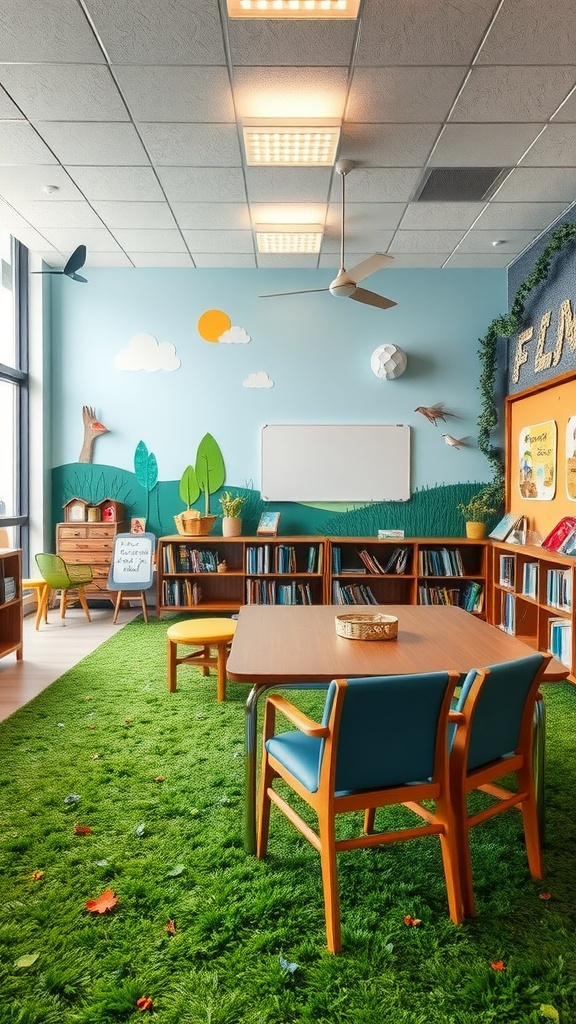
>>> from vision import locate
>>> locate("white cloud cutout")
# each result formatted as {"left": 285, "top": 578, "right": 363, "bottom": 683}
{"left": 219, "top": 325, "right": 251, "bottom": 344}
{"left": 243, "top": 371, "right": 274, "bottom": 389}
{"left": 114, "top": 332, "right": 181, "bottom": 372}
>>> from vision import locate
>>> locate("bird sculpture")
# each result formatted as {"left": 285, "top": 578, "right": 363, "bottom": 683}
{"left": 442, "top": 434, "right": 471, "bottom": 450}
{"left": 79, "top": 406, "right": 109, "bottom": 463}
{"left": 415, "top": 403, "right": 457, "bottom": 426}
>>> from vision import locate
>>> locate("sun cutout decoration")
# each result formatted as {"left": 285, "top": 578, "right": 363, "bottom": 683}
{"left": 197, "top": 309, "right": 232, "bottom": 343}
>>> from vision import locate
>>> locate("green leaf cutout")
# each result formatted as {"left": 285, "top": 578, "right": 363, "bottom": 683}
{"left": 195, "top": 433, "right": 225, "bottom": 516}
{"left": 179, "top": 465, "right": 199, "bottom": 509}
{"left": 15, "top": 954, "right": 39, "bottom": 969}
{"left": 134, "top": 441, "right": 150, "bottom": 490}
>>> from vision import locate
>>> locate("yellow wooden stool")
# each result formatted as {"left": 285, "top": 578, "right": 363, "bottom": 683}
{"left": 22, "top": 579, "right": 50, "bottom": 630}
{"left": 166, "top": 618, "right": 237, "bottom": 701}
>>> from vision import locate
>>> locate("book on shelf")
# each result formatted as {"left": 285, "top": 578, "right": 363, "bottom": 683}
{"left": 546, "top": 568, "right": 572, "bottom": 610}
{"left": 499, "top": 591, "right": 516, "bottom": 634}
{"left": 499, "top": 554, "right": 515, "bottom": 588}
{"left": 548, "top": 617, "right": 572, "bottom": 667}
{"left": 558, "top": 527, "right": 576, "bottom": 556}
{"left": 522, "top": 562, "right": 539, "bottom": 599}
{"left": 257, "top": 511, "right": 280, "bottom": 536}
{"left": 377, "top": 529, "right": 405, "bottom": 539}
{"left": 489, "top": 513, "right": 527, "bottom": 542}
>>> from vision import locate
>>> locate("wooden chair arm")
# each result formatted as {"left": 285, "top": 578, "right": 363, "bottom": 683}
{"left": 448, "top": 710, "right": 465, "bottom": 725}
{"left": 265, "top": 694, "right": 330, "bottom": 737}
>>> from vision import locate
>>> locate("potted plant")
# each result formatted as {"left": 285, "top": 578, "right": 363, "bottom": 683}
{"left": 219, "top": 490, "right": 246, "bottom": 537}
{"left": 457, "top": 487, "right": 498, "bottom": 539}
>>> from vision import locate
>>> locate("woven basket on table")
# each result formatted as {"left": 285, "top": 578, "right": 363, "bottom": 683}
{"left": 174, "top": 513, "right": 217, "bottom": 536}
{"left": 335, "top": 612, "right": 398, "bottom": 641}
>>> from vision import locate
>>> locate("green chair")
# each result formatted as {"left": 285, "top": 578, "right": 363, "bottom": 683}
{"left": 35, "top": 553, "right": 93, "bottom": 623}
{"left": 257, "top": 670, "right": 463, "bottom": 953}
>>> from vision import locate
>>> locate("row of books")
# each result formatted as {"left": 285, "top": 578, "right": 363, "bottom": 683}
{"left": 161, "top": 580, "right": 202, "bottom": 606}
{"left": 418, "top": 581, "right": 484, "bottom": 613}
{"left": 245, "top": 544, "right": 322, "bottom": 575}
{"left": 547, "top": 568, "right": 572, "bottom": 611}
{"left": 332, "top": 546, "right": 409, "bottom": 575}
{"left": 418, "top": 547, "right": 466, "bottom": 577}
{"left": 499, "top": 554, "right": 515, "bottom": 588}
{"left": 245, "top": 579, "right": 313, "bottom": 605}
{"left": 499, "top": 591, "right": 516, "bottom": 634}
{"left": 163, "top": 545, "right": 220, "bottom": 573}
{"left": 0, "top": 575, "right": 17, "bottom": 604}
{"left": 548, "top": 618, "right": 572, "bottom": 668}
{"left": 332, "top": 581, "right": 378, "bottom": 605}
{"left": 522, "top": 561, "right": 539, "bottom": 599}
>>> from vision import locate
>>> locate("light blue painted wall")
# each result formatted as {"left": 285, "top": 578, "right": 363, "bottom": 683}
{"left": 50, "top": 266, "right": 506, "bottom": 495}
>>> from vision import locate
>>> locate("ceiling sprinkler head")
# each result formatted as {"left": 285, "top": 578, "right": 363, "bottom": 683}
{"left": 42, "top": 184, "right": 59, "bottom": 194}
{"left": 491, "top": 239, "right": 507, "bottom": 247}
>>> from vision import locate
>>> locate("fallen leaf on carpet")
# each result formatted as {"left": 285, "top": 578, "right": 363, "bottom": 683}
{"left": 90, "top": 753, "right": 99, "bottom": 760}
{"left": 166, "top": 920, "right": 176, "bottom": 934}
{"left": 403, "top": 915, "right": 421, "bottom": 927}
{"left": 166, "top": 864, "right": 185, "bottom": 877}
{"left": 135, "top": 824, "right": 146, "bottom": 837}
{"left": 14, "top": 953, "right": 39, "bottom": 969}
{"left": 154, "top": 775, "right": 164, "bottom": 782}
{"left": 74, "top": 824, "right": 93, "bottom": 835}
{"left": 136, "top": 996, "right": 154, "bottom": 1011}
{"left": 539, "top": 1005, "right": 559, "bottom": 1020}
{"left": 490, "top": 960, "right": 506, "bottom": 971}
{"left": 85, "top": 889, "right": 118, "bottom": 914}
{"left": 64, "top": 794, "right": 80, "bottom": 804}
{"left": 539, "top": 892, "right": 552, "bottom": 900}
{"left": 279, "top": 955, "right": 298, "bottom": 975}
{"left": 30, "top": 871, "right": 44, "bottom": 881}
{"left": 95, "top": 860, "right": 109, "bottom": 867}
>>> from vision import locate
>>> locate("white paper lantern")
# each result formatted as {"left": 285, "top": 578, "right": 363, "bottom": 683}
{"left": 371, "top": 343, "right": 408, "bottom": 380}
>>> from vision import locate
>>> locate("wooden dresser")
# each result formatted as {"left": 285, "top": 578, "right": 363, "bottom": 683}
{"left": 56, "top": 522, "right": 129, "bottom": 603}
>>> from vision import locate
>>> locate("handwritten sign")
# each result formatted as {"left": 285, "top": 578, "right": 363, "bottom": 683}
{"left": 108, "top": 533, "right": 155, "bottom": 590}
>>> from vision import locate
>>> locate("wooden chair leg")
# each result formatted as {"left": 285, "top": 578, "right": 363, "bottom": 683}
{"left": 517, "top": 766, "right": 543, "bottom": 878}
{"left": 216, "top": 642, "right": 227, "bottom": 701}
{"left": 363, "top": 807, "right": 376, "bottom": 833}
{"left": 60, "top": 589, "right": 67, "bottom": 620}
{"left": 78, "top": 587, "right": 91, "bottom": 622}
{"left": 318, "top": 813, "right": 341, "bottom": 954}
{"left": 256, "top": 754, "right": 275, "bottom": 858}
{"left": 453, "top": 790, "right": 476, "bottom": 918}
{"left": 435, "top": 794, "right": 464, "bottom": 925}
{"left": 167, "top": 637, "right": 177, "bottom": 693}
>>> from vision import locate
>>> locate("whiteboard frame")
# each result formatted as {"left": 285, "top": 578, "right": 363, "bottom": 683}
{"left": 261, "top": 424, "right": 410, "bottom": 502}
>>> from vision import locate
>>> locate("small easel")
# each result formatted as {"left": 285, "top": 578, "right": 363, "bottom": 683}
{"left": 108, "top": 532, "right": 156, "bottom": 623}
{"left": 112, "top": 588, "right": 149, "bottom": 624}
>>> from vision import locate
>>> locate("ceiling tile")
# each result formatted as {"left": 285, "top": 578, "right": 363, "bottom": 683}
{"left": 32, "top": 122, "right": 149, "bottom": 165}
{"left": 30, "top": 251, "right": 67, "bottom": 267}
{"left": 552, "top": 93, "right": 576, "bottom": 121}
{"left": 329, "top": 168, "right": 421, "bottom": 203}
{"left": 327, "top": 202, "right": 405, "bottom": 231}
{"left": 0, "top": 121, "right": 58, "bottom": 165}
{"left": 129, "top": 252, "right": 193, "bottom": 267}
{"left": 65, "top": 165, "right": 165, "bottom": 201}
{"left": 41, "top": 227, "right": 124, "bottom": 252}
{"left": 474, "top": 201, "right": 571, "bottom": 230}
{"left": 399, "top": 202, "right": 485, "bottom": 230}
{"left": 322, "top": 227, "right": 394, "bottom": 253}
{"left": 390, "top": 230, "right": 466, "bottom": 253}
{"left": 87, "top": 0, "right": 226, "bottom": 64}
{"left": 157, "top": 166, "right": 247, "bottom": 203}
{"left": 0, "top": 65, "right": 128, "bottom": 121}
{"left": 137, "top": 123, "right": 242, "bottom": 166}
{"left": 9, "top": 200, "right": 105, "bottom": 229}
{"left": 228, "top": 20, "right": 356, "bottom": 67}
{"left": 171, "top": 202, "right": 251, "bottom": 229}
{"left": 111, "top": 228, "right": 187, "bottom": 252}
{"left": 357, "top": 0, "right": 496, "bottom": 65}
{"left": 346, "top": 67, "right": 466, "bottom": 123}
{"left": 520, "top": 124, "right": 576, "bottom": 166}
{"left": 11, "top": 225, "right": 58, "bottom": 250}
{"left": 232, "top": 67, "right": 348, "bottom": 119}
{"left": 0, "top": 198, "right": 33, "bottom": 231}
{"left": 113, "top": 66, "right": 235, "bottom": 122}
{"left": 192, "top": 253, "right": 256, "bottom": 268}
{"left": 0, "top": 0, "right": 104, "bottom": 62}
{"left": 476, "top": 0, "right": 576, "bottom": 65}
{"left": 430, "top": 123, "right": 544, "bottom": 167}
{"left": 445, "top": 253, "right": 515, "bottom": 268}
{"left": 450, "top": 66, "right": 576, "bottom": 122}
{"left": 455, "top": 229, "right": 540, "bottom": 254}
{"left": 246, "top": 167, "right": 331, "bottom": 203}
{"left": 0, "top": 164, "right": 85, "bottom": 202}
{"left": 494, "top": 167, "right": 576, "bottom": 203}
{"left": 181, "top": 229, "right": 254, "bottom": 253}
{"left": 84, "top": 252, "right": 134, "bottom": 267}
{"left": 379, "top": 253, "right": 450, "bottom": 268}
{"left": 89, "top": 200, "right": 176, "bottom": 229}
{"left": 0, "top": 87, "right": 24, "bottom": 118}
{"left": 339, "top": 123, "right": 440, "bottom": 167}
{"left": 257, "top": 254, "right": 320, "bottom": 268}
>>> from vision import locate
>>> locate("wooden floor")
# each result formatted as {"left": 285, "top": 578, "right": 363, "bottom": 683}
{"left": 0, "top": 603, "right": 139, "bottom": 723}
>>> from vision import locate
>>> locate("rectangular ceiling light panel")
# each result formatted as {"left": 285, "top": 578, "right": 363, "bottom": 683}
{"left": 255, "top": 224, "right": 324, "bottom": 253}
{"left": 243, "top": 119, "right": 340, "bottom": 166}
{"left": 227, "top": 0, "right": 359, "bottom": 18}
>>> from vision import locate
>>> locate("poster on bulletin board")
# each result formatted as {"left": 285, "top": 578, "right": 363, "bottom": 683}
{"left": 518, "top": 420, "right": 557, "bottom": 501}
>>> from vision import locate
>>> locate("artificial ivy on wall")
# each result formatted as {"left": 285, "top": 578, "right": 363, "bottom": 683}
{"left": 476, "top": 220, "right": 576, "bottom": 512}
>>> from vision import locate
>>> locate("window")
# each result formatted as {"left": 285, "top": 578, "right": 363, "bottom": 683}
{"left": 0, "top": 231, "right": 28, "bottom": 561}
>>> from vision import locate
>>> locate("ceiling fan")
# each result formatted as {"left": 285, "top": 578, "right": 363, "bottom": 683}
{"left": 31, "top": 244, "right": 88, "bottom": 283}
{"left": 259, "top": 160, "right": 396, "bottom": 310}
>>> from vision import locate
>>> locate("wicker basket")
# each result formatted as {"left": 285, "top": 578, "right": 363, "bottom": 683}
{"left": 335, "top": 612, "right": 398, "bottom": 641}
{"left": 174, "top": 513, "right": 217, "bottom": 536}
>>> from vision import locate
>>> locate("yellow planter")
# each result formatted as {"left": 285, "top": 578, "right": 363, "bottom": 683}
{"left": 465, "top": 521, "right": 486, "bottom": 539}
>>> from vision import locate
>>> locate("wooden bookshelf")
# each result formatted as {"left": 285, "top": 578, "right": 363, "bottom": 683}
{"left": 0, "top": 548, "right": 23, "bottom": 661}
{"left": 489, "top": 541, "right": 574, "bottom": 682}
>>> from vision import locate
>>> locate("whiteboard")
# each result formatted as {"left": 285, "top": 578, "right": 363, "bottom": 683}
{"left": 261, "top": 424, "right": 410, "bottom": 502}
{"left": 108, "top": 533, "right": 156, "bottom": 591}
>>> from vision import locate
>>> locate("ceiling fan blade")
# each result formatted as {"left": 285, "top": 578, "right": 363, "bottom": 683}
{"left": 30, "top": 269, "right": 64, "bottom": 275}
{"left": 259, "top": 288, "right": 329, "bottom": 298}
{"left": 350, "top": 287, "right": 397, "bottom": 310}
{"left": 64, "top": 244, "right": 87, "bottom": 276}
{"left": 346, "top": 253, "right": 394, "bottom": 284}
{"left": 69, "top": 273, "right": 88, "bottom": 283}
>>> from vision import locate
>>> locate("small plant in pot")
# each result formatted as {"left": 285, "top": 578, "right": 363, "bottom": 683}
{"left": 457, "top": 488, "right": 497, "bottom": 539}
{"left": 219, "top": 491, "right": 246, "bottom": 537}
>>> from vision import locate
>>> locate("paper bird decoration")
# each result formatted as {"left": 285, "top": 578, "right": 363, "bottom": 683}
{"left": 415, "top": 403, "right": 457, "bottom": 426}
{"left": 442, "top": 434, "right": 471, "bottom": 449}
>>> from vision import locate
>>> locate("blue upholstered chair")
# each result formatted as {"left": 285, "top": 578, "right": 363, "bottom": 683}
{"left": 257, "top": 671, "right": 463, "bottom": 953}
{"left": 449, "top": 652, "right": 551, "bottom": 916}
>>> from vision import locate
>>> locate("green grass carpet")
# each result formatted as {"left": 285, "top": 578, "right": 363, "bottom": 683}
{"left": 0, "top": 617, "right": 575, "bottom": 1023}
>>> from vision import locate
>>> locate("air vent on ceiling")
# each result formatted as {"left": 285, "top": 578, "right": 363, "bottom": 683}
{"left": 414, "top": 167, "right": 509, "bottom": 203}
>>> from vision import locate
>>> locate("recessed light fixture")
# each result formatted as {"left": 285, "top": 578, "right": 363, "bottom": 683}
{"left": 227, "top": 0, "right": 359, "bottom": 19}
{"left": 255, "top": 224, "right": 324, "bottom": 254}
{"left": 243, "top": 119, "right": 341, "bottom": 166}
{"left": 491, "top": 239, "right": 508, "bottom": 247}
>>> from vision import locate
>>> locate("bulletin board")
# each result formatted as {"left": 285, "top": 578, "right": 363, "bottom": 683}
{"left": 108, "top": 532, "right": 156, "bottom": 591}
{"left": 261, "top": 424, "right": 410, "bottom": 502}
{"left": 505, "top": 370, "right": 576, "bottom": 538}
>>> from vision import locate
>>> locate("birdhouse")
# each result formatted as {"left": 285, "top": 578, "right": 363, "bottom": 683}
{"left": 63, "top": 498, "right": 89, "bottom": 523}
{"left": 98, "top": 499, "right": 125, "bottom": 523}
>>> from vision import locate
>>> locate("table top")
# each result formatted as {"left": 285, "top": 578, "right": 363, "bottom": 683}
{"left": 226, "top": 604, "right": 568, "bottom": 685}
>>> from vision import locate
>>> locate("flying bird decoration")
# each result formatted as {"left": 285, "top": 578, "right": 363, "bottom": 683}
{"left": 442, "top": 434, "right": 471, "bottom": 450}
{"left": 415, "top": 403, "right": 457, "bottom": 426}
{"left": 79, "top": 406, "right": 109, "bottom": 463}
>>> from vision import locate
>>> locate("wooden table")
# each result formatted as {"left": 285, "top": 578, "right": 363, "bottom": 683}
{"left": 226, "top": 604, "right": 568, "bottom": 852}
